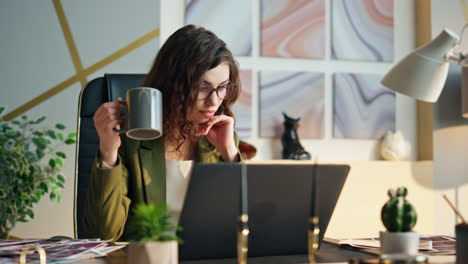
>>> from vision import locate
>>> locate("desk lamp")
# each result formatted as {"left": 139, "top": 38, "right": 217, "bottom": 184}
{"left": 381, "top": 27, "right": 468, "bottom": 106}
{"left": 380, "top": 26, "right": 468, "bottom": 264}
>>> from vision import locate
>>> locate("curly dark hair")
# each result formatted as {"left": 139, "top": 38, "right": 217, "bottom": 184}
{"left": 143, "top": 24, "right": 240, "bottom": 149}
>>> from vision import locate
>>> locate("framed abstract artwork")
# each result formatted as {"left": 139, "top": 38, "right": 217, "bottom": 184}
{"left": 332, "top": 0, "right": 394, "bottom": 62}
{"left": 260, "top": 71, "right": 324, "bottom": 138}
{"left": 261, "top": 0, "right": 325, "bottom": 59}
{"left": 185, "top": 0, "right": 252, "bottom": 56}
{"left": 333, "top": 73, "right": 395, "bottom": 139}
{"left": 233, "top": 70, "right": 253, "bottom": 138}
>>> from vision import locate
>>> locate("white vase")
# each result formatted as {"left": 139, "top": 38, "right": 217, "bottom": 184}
{"left": 380, "top": 130, "right": 411, "bottom": 161}
{"left": 128, "top": 241, "right": 178, "bottom": 264}
{"left": 379, "top": 231, "right": 419, "bottom": 256}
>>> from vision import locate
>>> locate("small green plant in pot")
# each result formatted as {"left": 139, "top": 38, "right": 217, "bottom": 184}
{"left": 380, "top": 186, "right": 419, "bottom": 256}
{"left": 0, "top": 106, "right": 76, "bottom": 239}
{"left": 127, "top": 203, "right": 182, "bottom": 264}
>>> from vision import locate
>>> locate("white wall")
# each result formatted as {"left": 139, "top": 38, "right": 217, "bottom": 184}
{"left": 326, "top": 161, "right": 435, "bottom": 238}
{"left": 431, "top": 0, "right": 468, "bottom": 234}
{"left": 1, "top": 0, "right": 417, "bottom": 238}
{"left": 1, "top": 0, "right": 160, "bottom": 238}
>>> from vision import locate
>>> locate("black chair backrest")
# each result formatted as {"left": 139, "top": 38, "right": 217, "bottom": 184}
{"left": 74, "top": 73, "right": 146, "bottom": 238}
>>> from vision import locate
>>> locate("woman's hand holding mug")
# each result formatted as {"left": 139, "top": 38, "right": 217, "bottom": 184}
{"left": 93, "top": 98, "right": 124, "bottom": 166}
{"left": 93, "top": 87, "right": 163, "bottom": 166}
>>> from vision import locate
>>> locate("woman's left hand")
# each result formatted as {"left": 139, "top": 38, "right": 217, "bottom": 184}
{"left": 197, "top": 115, "right": 238, "bottom": 162}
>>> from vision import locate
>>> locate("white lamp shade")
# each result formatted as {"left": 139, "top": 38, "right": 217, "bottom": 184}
{"left": 381, "top": 29, "right": 459, "bottom": 102}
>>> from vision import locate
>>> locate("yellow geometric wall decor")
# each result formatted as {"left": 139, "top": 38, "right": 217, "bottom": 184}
{"left": 3, "top": 0, "right": 160, "bottom": 121}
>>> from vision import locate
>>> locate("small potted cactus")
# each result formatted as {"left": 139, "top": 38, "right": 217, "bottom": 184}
{"left": 380, "top": 187, "right": 419, "bottom": 256}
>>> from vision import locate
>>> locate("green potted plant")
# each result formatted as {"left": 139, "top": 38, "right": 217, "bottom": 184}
{"left": 127, "top": 203, "right": 182, "bottom": 264}
{"left": 380, "top": 186, "right": 419, "bottom": 256}
{"left": 0, "top": 106, "right": 76, "bottom": 239}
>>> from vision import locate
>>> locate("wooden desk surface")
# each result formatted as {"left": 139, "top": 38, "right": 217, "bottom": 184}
{"left": 75, "top": 242, "right": 375, "bottom": 264}
{"left": 74, "top": 242, "right": 456, "bottom": 264}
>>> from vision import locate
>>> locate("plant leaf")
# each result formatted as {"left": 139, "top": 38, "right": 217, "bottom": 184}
{"left": 46, "top": 130, "right": 56, "bottom": 139}
{"left": 56, "top": 152, "right": 66, "bottom": 159}
{"left": 68, "top": 132, "right": 77, "bottom": 138}
{"left": 35, "top": 190, "right": 42, "bottom": 200}
{"left": 37, "top": 137, "right": 47, "bottom": 145}
{"left": 26, "top": 209, "right": 34, "bottom": 219}
{"left": 49, "top": 159, "right": 56, "bottom": 169}
{"left": 65, "top": 139, "right": 76, "bottom": 144}
{"left": 55, "top": 124, "right": 65, "bottom": 130}
{"left": 35, "top": 116, "right": 46, "bottom": 124}
{"left": 20, "top": 193, "right": 29, "bottom": 200}
{"left": 57, "top": 174, "right": 65, "bottom": 183}
{"left": 39, "top": 182, "right": 48, "bottom": 193}
{"left": 127, "top": 203, "right": 182, "bottom": 243}
{"left": 54, "top": 158, "right": 63, "bottom": 168}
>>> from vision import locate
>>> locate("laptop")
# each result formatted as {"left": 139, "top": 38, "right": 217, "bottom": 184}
{"left": 177, "top": 163, "right": 350, "bottom": 260}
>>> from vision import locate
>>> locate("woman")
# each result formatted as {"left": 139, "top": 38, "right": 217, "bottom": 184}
{"left": 84, "top": 25, "right": 242, "bottom": 241}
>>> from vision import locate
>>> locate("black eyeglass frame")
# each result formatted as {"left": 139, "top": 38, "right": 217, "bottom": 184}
{"left": 197, "top": 83, "right": 236, "bottom": 100}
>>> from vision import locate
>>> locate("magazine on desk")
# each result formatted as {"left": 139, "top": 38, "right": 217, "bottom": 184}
{"left": 0, "top": 238, "right": 125, "bottom": 263}
{"left": 324, "top": 235, "right": 456, "bottom": 256}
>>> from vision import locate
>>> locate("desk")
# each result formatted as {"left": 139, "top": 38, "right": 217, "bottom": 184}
{"left": 75, "top": 242, "right": 456, "bottom": 264}
{"left": 76, "top": 242, "right": 375, "bottom": 264}
{"left": 181, "top": 242, "right": 375, "bottom": 264}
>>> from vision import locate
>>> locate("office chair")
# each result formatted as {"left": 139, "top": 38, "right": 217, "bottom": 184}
{"left": 73, "top": 73, "right": 146, "bottom": 238}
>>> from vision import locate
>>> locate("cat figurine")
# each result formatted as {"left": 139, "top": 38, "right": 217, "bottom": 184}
{"left": 281, "top": 112, "right": 311, "bottom": 160}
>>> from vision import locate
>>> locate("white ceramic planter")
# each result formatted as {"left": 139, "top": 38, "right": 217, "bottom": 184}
{"left": 380, "top": 231, "right": 419, "bottom": 256}
{"left": 128, "top": 241, "right": 178, "bottom": 264}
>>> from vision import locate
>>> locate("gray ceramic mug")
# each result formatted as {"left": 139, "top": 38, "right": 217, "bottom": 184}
{"left": 114, "top": 87, "right": 163, "bottom": 140}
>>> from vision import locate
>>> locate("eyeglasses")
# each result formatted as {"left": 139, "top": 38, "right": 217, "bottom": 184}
{"left": 197, "top": 83, "right": 234, "bottom": 100}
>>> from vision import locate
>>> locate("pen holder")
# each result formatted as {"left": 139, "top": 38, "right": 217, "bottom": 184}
{"left": 456, "top": 223, "right": 468, "bottom": 264}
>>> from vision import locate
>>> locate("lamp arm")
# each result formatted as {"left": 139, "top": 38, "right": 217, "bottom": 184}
{"left": 446, "top": 50, "right": 465, "bottom": 64}
{"left": 453, "top": 23, "right": 468, "bottom": 66}
{"left": 457, "top": 23, "right": 468, "bottom": 45}
{"left": 458, "top": 53, "right": 468, "bottom": 67}
{"left": 446, "top": 50, "right": 468, "bottom": 67}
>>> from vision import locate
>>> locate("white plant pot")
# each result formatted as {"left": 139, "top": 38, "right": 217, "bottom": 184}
{"left": 128, "top": 241, "right": 178, "bottom": 264}
{"left": 380, "top": 231, "right": 419, "bottom": 256}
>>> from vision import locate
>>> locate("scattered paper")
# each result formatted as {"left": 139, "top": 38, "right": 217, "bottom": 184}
{"left": 325, "top": 235, "right": 456, "bottom": 255}
{"left": 0, "top": 238, "right": 122, "bottom": 264}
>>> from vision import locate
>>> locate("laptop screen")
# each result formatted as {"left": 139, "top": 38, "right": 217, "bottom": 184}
{"left": 177, "top": 163, "right": 350, "bottom": 260}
